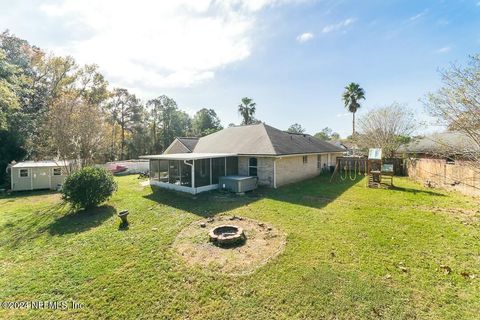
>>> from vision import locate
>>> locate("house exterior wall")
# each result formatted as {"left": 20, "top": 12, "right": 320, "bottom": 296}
{"left": 275, "top": 155, "right": 319, "bottom": 187}
{"left": 164, "top": 140, "right": 190, "bottom": 154}
{"left": 238, "top": 156, "right": 275, "bottom": 187}
{"left": 406, "top": 158, "right": 480, "bottom": 196}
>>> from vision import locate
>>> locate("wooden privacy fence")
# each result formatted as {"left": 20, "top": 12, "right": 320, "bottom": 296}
{"left": 406, "top": 158, "right": 480, "bottom": 196}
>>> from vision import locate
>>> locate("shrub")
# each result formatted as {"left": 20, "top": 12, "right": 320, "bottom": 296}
{"left": 62, "top": 166, "right": 117, "bottom": 210}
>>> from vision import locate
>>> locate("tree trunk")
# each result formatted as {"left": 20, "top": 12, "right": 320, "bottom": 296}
{"left": 121, "top": 124, "right": 125, "bottom": 160}
{"left": 352, "top": 112, "right": 356, "bottom": 136}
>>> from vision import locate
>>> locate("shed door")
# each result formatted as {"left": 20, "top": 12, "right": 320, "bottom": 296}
{"left": 33, "top": 168, "right": 50, "bottom": 189}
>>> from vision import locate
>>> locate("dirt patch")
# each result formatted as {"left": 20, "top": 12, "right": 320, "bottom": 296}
{"left": 173, "top": 215, "right": 286, "bottom": 275}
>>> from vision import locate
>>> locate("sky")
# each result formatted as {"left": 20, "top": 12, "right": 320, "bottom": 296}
{"left": 1, "top": 0, "right": 480, "bottom": 137}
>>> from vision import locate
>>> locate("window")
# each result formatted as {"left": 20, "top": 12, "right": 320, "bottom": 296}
{"left": 317, "top": 155, "right": 321, "bottom": 169}
{"left": 226, "top": 157, "right": 238, "bottom": 175}
{"left": 446, "top": 157, "right": 455, "bottom": 165}
{"left": 53, "top": 168, "right": 62, "bottom": 176}
{"left": 19, "top": 169, "right": 29, "bottom": 177}
{"left": 303, "top": 156, "right": 308, "bottom": 164}
{"left": 249, "top": 157, "right": 257, "bottom": 176}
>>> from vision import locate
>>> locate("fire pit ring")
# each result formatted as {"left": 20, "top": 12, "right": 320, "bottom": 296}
{"left": 209, "top": 225, "right": 245, "bottom": 246}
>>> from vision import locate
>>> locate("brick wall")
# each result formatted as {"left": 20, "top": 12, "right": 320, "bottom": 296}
{"left": 276, "top": 155, "right": 319, "bottom": 187}
{"left": 238, "top": 156, "right": 274, "bottom": 186}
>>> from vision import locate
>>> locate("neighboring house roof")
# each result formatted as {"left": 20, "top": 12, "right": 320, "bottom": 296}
{"left": 12, "top": 160, "right": 70, "bottom": 168}
{"left": 399, "top": 132, "right": 478, "bottom": 154}
{"left": 177, "top": 137, "right": 199, "bottom": 152}
{"left": 191, "top": 123, "right": 344, "bottom": 156}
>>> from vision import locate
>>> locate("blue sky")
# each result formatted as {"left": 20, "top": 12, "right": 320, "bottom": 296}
{"left": 1, "top": 0, "right": 480, "bottom": 137}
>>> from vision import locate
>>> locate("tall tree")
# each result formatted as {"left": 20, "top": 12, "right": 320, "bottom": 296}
{"left": 314, "top": 127, "right": 340, "bottom": 141}
{"left": 287, "top": 123, "right": 306, "bottom": 134}
{"left": 43, "top": 91, "right": 109, "bottom": 168}
{"left": 342, "top": 83, "right": 365, "bottom": 136}
{"left": 238, "top": 97, "right": 256, "bottom": 125}
{"left": 424, "top": 54, "right": 480, "bottom": 171}
{"left": 358, "top": 103, "right": 417, "bottom": 157}
{"left": 148, "top": 95, "right": 190, "bottom": 152}
{"left": 107, "top": 88, "right": 142, "bottom": 160}
{"left": 191, "top": 108, "right": 222, "bottom": 136}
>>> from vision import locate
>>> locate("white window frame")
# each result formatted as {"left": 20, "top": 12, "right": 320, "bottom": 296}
{"left": 19, "top": 169, "right": 29, "bottom": 178}
{"left": 317, "top": 155, "right": 321, "bottom": 169}
{"left": 303, "top": 155, "right": 308, "bottom": 164}
{"left": 53, "top": 168, "right": 62, "bottom": 176}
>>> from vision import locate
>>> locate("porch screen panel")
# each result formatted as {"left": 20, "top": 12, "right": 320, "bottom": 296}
{"left": 226, "top": 157, "right": 238, "bottom": 175}
{"left": 169, "top": 160, "right": 181, "bottom": 185}
{"left": 212, "top": 157, "right": 226, "bottom": 184}
{"left": 159, "top": 160, "right": 169, "bottom": 182}
{"left": 180, "top": 160, "right": 192, "bottom": 187}
{"left": 194, "top": 159, "right": 211, "bottom": 187}
{"left": 150, "top": 160, "right": 160, "bottom": 180}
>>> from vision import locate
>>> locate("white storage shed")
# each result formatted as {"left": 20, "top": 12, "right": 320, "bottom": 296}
{"left": 10, "top": 161, "right": 69, "bottom": 191}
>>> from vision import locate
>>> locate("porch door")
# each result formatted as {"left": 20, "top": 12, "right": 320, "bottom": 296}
{"left": 33, "top": 168, "right": 50, "bottom": 189}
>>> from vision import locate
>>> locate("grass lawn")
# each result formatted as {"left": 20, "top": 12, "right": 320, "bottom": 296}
{"left": 0, "top": 175, "right": 479, "bottom": 319}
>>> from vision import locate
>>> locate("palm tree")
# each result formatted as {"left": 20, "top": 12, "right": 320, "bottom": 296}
{"left": 342, "top": 83, "right": 365, "bottom": 136}
{"left": 238, "top": 97, "right": 256, "bottom": 125}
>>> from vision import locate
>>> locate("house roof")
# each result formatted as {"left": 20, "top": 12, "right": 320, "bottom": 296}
{"left": 177, "top": 137, "right": 199, "bottom": 152}
{"left": 399, "top": 132, "right": 479, "bottom": 154}
{"left": 12, "top": 160, "right": 70, "bottom": 168}
{"left": 141, "top": 153, "right": 236, "bottom": 160}
{"left": 192, "top": 123, "right": 344, "bottom": 155}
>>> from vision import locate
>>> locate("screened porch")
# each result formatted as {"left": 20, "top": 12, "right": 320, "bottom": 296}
{"left": 142, "top": 153, "right": 239, "bottom": 194}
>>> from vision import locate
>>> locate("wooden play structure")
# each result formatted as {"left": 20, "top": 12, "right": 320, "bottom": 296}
{"left": 330, "top": 148, "right": 394, "bottom": 188}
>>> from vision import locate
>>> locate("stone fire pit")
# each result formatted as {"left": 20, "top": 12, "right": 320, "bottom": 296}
{"left": 209, "top": 225, "right": 245, "bottom": 246}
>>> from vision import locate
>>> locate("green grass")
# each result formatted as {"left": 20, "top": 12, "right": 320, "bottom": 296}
{"left": 0, "top": 175, "right": 479, "bottom": 319}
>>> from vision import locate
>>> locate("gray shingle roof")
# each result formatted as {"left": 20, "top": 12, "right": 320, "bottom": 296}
{"left": 192, "top": 123, "right": 344, "bottom": 155}
{"left": 177, "top": 137, "right": 199, "bottom": 152}
{"left": 399, "top": 131, "right": 478, "bottom": 154}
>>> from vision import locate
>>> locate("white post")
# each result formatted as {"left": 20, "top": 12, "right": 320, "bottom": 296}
{"left": 192, "top": 160, "right": 195, "bottom": 189}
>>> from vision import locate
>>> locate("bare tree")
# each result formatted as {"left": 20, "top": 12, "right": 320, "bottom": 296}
{"left": 358, "top": 103, "right": 417, "bottom": 157}
{"left": 424, "top": 54, "right": 480, "bottom": 171}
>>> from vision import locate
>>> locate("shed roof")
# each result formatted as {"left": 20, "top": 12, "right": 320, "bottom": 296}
{"left": 12, "top": 160, "right": 70, "bottom": 168}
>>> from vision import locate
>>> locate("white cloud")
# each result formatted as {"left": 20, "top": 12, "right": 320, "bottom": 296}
{"left": 408, "top": 9, "right": 428, "bottom": 22}
{"left": 322, "top": 18, "right": 355, "bottom": 34}
{"left": 296, "top": 32, "right": 314, "bottom": 43}
{"left": 37, "top": 0, "right": 295, "bottom": 92}
{"left": 436, "top": 46, "right": 451, "bottom": 53}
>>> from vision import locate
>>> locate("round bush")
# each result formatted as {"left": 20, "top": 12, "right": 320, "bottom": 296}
{"left": 62, "top": 166, "right": 118, "bottom": 210}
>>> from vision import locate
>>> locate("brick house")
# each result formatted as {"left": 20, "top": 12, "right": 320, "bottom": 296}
{"left": 142, "top": 123, "right": 344, "bottom": 194}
